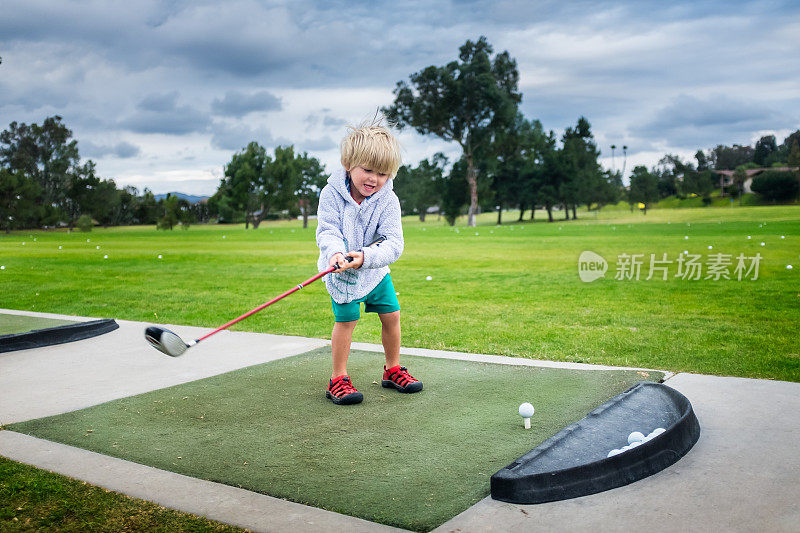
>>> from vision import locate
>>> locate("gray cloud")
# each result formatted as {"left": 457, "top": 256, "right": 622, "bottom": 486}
{"left": 298, "top": 136, "right": 337, "bottom": 152}
{"left": 120, "top": 92, "right": 211, "bottom": 135}
{"left": 2, "top": 0, "right": 799, "bottom": 194}
{"left": 81, "top": 140, "right": 141, "bottom": 159}
{"left": 211, "top": 90, "right": 282, "bottom": 117}
{"left": 632, "top": 94, "right": 793, "bottom": 149}
{"left": 210, "top": 121, "right": 274, "bottom": 151}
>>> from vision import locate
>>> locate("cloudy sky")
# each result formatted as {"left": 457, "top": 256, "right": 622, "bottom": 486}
{"left": 2, "top": 0, "right": 799, "bottom": 195}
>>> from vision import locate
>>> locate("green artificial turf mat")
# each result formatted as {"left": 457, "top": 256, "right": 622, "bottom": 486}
{"left": 10, "top": 348, "right": 663, "bottom": 531}
{"left": 0, "top": 313, "right": 77, "bottom": 335}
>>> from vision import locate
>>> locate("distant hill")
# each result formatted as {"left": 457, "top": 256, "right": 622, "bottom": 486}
{"left": 153, "top": 192, "right": 210, "bottom": 204}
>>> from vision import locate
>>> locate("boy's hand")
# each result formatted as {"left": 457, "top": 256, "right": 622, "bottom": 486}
{"left": 329, "top": 252, "right": 363, "bottom": 273}
{"left": 344, "top": 251, "right": 364, "bottom": 269}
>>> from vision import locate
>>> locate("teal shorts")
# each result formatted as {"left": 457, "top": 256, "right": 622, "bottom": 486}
{"left": 331, "top": 274, "right": 400, "bottom": 322}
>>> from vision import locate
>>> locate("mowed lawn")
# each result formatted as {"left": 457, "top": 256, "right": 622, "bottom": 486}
{"left": 1, "top": 205, "right": 798, "bottom": 382}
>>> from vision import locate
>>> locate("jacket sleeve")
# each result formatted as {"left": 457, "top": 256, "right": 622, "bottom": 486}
{"left": 315, "top": 186, "right": 346, "bottom": 263}
{"left": 361, "top": 193, "right": 404, "bottom": 269}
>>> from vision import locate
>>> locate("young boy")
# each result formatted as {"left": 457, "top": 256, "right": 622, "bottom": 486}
{"left": 315, "top": 122, "right": 422, "bottom": 405}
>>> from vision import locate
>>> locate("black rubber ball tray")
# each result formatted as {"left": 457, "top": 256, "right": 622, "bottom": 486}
{"left": 0, "top": 319, "right": 119, "bottom": 353}
{"left": 491, "top": 381, "right": 700, "bottom": 504}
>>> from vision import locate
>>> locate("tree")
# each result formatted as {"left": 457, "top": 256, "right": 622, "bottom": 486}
{"left": 788, "top": 138, "right": 800, "bottom": 168}
{"left": 750, "top": 170, "right": 800, "bottom": 202}
{"left": 294, "top": 151, "right": 327, "bottom": 229}
{"left": 627, "top": 166, "right": 659, "bottom": 214}
{"left": 753, "top": 135, "right": 777, "bottom": 166}
{"left": 0, "top": 168, "right": 41, "bottom": 233}
{"left": 157, "top": 194, "right": 180, "bottom": 230}
{"left": 538, "top": 134, "right": 563, "bottom": 222}
{"left": 436, "top": 157, "right": 469, "bottom": 226}
{"left": 384, "top": 36, "right": 521, "bottom": 226}
{"left": 0, "top": 116, "right": 90, "bottom": 226}
{"left": 709, "top": 144, "right": 754, "bottom": 170}
{"left": 253, "top": 145, "right": 299, "bottom": 228}
{"left": 135, "top": 188, "right": 160, "bottom": 225}
{"left": 219, "top": 142, "right": 267, "bottom": 228}
{"left": 561, "top": 117, "right": 603, "bottom": 217}
{"left": 394, "top": 154, "right": 447, "bottom": 221}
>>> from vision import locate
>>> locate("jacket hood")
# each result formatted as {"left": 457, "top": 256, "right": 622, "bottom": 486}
{"left": 327, "top": 167, "right": 394, "bottom": 207}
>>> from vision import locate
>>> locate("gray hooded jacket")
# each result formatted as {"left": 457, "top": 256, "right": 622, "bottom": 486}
{"left": 315, "top": 167, "right": 404, "bottom": 304}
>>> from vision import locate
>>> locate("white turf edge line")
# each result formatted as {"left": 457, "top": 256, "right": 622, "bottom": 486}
{"left": 0, "top": 431, "right": 407, "bottom": 533}
{"left": 351, "top": 341, "right": 673, "bottom": 379}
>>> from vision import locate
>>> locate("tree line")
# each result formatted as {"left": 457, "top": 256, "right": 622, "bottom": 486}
{"left": 383, "top": 37, "right": 799, "bottom": 223}
{"left": 3, "top": 38, "right": 798, "bottom": 233}
{"left": 627, "top": 130, "right": 800, "bottom": 212}
{"left": 0, "top": 116, "right": 207, "bottom": 233}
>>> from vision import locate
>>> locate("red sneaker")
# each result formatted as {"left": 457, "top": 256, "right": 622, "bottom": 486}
{"left": 326, "top": 375, "right": 363, "bottom": 405}
{"left": 382, "top": 365, "right": 423, "bottom": 393}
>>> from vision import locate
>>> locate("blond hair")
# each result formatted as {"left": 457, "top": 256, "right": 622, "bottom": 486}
{"left": 340, "top": 120, "right": 402, "bottom": 178}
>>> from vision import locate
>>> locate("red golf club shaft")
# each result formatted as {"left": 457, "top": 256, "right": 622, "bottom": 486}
{"left": 196, "top": 265, "right": 336, "bottom": 343}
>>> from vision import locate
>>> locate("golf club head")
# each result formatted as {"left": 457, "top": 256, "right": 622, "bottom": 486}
{"left": 145, "top": 326, "right": 189, "bottom": 357}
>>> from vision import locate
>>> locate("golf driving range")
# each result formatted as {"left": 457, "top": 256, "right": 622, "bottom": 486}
{"left": 7, "top": 347, "right": 662, "bottom": 531}
{"left": 1, "top": 206, "right": 799, "bottom": 531}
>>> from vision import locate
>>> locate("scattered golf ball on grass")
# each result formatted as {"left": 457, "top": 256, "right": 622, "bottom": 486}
{"left": 103, "top": 255, "right": 108, "bottom": 259}
{"left": 788, "top": 265, "right": 793, "bottom": 270}
{"left": 426, "top": 275, "right": 432, "bottom": 281}
{"left": 518, "top": 402, "right": 535, "bottom": 429}
{"left": 158, "top": 254, "right": 163, "bottom": 259}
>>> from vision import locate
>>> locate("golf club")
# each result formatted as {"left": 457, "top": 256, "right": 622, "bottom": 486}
{"left": 145, "top": 235, "right": 387, "bottom": 357}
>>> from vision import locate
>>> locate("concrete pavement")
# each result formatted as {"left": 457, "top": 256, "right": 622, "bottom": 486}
{"left": 1, "top": 309, "right": 798, "bottom": 532}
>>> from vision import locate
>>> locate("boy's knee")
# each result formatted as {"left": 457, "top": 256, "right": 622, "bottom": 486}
{"left": 379, "top": 311, "right": 400, "bottom": 325}
{"left": 334, "top": 320, "right": 358, "bottom": 331}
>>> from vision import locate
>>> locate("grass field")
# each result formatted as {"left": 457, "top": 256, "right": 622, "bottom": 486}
{"left": 0, "top": 204, "right": 798, "bottom": 381}
{"left": 9, "top": 347, "right": 661, "bottom": 531}
{"left": 0, "top": 314, "right": 77, "bottom": 335}
{"left": 0, "top": 457, "right": 244, "bottom": 532}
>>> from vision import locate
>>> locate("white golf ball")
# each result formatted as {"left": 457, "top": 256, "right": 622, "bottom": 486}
{"left": 0, "top": 265, "right": 5, "bottom": 270}
{"left": 788, "top": 265, "right": 793, "bottom": 270}
{"left": 781, "top": 235, "right": 785, "bottom": 239}
{"left": 96, "top": 245, "right": 100, "bottom": 249}
{"left": 87, "top": 239, "right": 90, "bottom": 242}
{"left": 684, "top": 236, "right": 689, "bottom": 240}
{"left": 103, "top": 254, "right": 108, "bottom": 259}
{"left": 707, "top": 245, "right": 713, "bottom": 250}
{"left": 761, "top": 242, "right": 766, "bottom": 246}
{"left": 58, "top": 246, "right": 62, "bottom": 249}
{"left": 518, "top": 402, "right": 535, "bottom": 418}
{"left": 607, "top": 449, "right": 622, "bottom": 458}
{"left": 747, "top": 235, "right": 751, "bottom": 239}
{"left": 426, "top": 275, "right": 432, "bottom": 281}
{"left": 158, "top": 255, "right": 163, "bottom": 259}
{"left": 628, "top": 431, "right": 645, "bottom": 444}
{"left": 650, "top": 427, "right": 667, "bottom": 438}
{"left": 22, "top": 242, "right": 25, "bottom": 245}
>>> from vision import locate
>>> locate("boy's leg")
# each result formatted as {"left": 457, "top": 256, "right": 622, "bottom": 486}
{"left": 378, "top": 311, "right": 400, "bottom": 369}
{"left": 331, "top": 320, "right": 358, "bottom": 379}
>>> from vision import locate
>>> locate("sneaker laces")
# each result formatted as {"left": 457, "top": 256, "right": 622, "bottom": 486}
{"left": 330, "top": 376, "right": 358, "bottom": 397}
{"left": 389, "top": 366, "right": 418, "bottom": 386}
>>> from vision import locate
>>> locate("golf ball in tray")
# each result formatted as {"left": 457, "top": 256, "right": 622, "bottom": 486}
{"left": 606, "top": 428, "right": 666, "bottom": 458}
